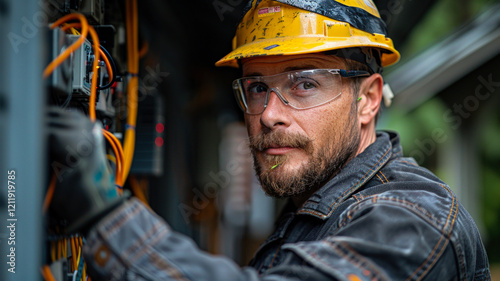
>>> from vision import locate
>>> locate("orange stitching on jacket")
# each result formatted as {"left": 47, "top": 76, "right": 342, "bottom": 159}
{"left": 267, "top": 242, "right": 283, "bottom": 269}
{"left": 407, "top": 185, "right": 457, "bottom": 281}
{"left": 379, "top": 171, "right": 389, "bottom": 183}
{"left": 101, "top": 201, "right": 143, "bottom": 238}
{"left": 415, "top": 185, "right": 459, "bottom": 280}
{"left": 375, "top": 174, "right": 385, "bottom": 184}
{"left": 324, "top": 240, "right": 387, "bottom": 280}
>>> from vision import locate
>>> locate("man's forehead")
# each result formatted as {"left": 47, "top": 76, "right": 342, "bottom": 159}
{"left": 241, "top": 53, "right": 345, "bottom": 76}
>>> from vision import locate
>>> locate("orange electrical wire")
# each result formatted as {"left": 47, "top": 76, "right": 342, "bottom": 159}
{"left": 62, "top": 22, "right": 113, "bottom": 83}
{"left": 102, "top": 131, "right": 122, "bottom": 176}
{"left": 99, "top": 48, "right": 113, "bottom": 83}
{"left": 62, "top": 24, "right": 113, "bottom": 85}
{"left": 63, "top": 237, "right": 67, "bottom": 258}
{"left": 102, "top": 129, "right": 124, "bottom": 189}
{"left": 70, "top": 236, "right": 77, "bottom": 271}
{"left": 56, "top": 22, "right": 101, "bottom": 121}
{"left": 107, "top": 142, "right": 123, "bottom": 185}
{"left": 129, "top": 175, "right": 149, "bottom": 207}
{"left": 41, "top": 265, "right": 57, "bottom": 281}
{"left": 60, "top": 23, "right": 120, "bottom": 187}
{"left": 50, "top": 241, "right": 56, "bottom": 262}
{"left": 122, "top": 0, "right": 139, "bottom": 183}
{"left": 57, "top": 239, "right": 62, "bottom": 260}
{"left": 43, "top": 13, "right": 89, "bottom": 78}
{"left": 138, "top": 40, "right": 149, "bottom": 58}
{"left": 106, "top": 131, "right": 124, "bottom": 168}
{"left": 83, "top": 26, "right": 100, "bottom": 121}
{"left": 43, "top": 174, "right": 57, "bottom": 213}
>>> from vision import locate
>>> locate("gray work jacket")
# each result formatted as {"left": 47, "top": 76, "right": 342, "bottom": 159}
{"left": 84, "top": 131, "right": 491, "bottom": 280}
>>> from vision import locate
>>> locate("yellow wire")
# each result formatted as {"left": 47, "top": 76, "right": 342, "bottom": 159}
{"left": 76, "top": 237, "right": 82, "bottom": 271}
{"left": 106, "top": 154, "right": 117, "bottom": 163}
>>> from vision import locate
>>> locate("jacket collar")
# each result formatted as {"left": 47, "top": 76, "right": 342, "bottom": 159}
{"left": 296, "top": 131, "right": 401, "bottom": 219}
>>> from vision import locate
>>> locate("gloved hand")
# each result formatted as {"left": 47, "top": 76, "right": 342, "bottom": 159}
{"left": 47, "top": 107, "right": 128, "bottom": 233}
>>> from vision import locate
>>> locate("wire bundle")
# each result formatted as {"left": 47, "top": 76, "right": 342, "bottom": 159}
{"left": 42, "top": 235, "right": 89, "bottom": 281}
{"left": 44, "top": 0, "right": 142, "bottom": 190}
{"left": 42, "top": 2, "right": 147, "bottom": 278}
{"left": 102, "top": 129, "right": 125, "bottom": 190}
{"left": 45, "top": 13, "right": 124, "bottom": 191}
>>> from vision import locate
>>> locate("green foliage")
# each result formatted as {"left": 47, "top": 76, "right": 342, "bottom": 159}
{"left": 479, "top": 109, "right": 500, "bottom": 262}
{"left": 401, "top": 0, "right": 497, "bottom": 59}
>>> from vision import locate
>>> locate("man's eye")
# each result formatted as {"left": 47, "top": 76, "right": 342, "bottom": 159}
{"left": 302, "top": 82, "right": 316, "bottom": 90}
{"left": 293, "top": 81, "right": 317, "bottom": 91}
{"left": 248, "top": 84, "right": 268, "bottom": 94}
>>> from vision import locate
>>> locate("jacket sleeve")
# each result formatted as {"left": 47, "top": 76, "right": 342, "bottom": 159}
{"left": 83, "top": 198, "right": 332, "bottom": 281}
{"left": 83, "top": 196, "right": 470, "bottom": 281}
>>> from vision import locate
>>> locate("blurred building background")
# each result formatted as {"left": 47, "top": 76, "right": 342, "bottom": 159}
{"left": 1, "top": 0, "right": 499, "bottom": 279}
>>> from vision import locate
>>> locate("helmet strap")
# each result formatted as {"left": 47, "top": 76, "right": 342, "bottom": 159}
{"left": 326, "top": 48, "right": 383, "bottom": 74}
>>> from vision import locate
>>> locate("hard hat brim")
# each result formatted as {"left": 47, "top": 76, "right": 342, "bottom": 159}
{"left": 215, "top": 35, "right": 400, "bottom": 68}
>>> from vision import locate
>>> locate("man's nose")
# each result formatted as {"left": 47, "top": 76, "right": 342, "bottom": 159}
{"left": 260, "top": 90, "right": 291, "bottom": 129}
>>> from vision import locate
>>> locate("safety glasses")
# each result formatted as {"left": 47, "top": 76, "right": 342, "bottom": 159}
{"left": 233, "top": 69, "right": 370, "bottom": 114}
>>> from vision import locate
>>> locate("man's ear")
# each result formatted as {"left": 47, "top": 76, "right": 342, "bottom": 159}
{"left": 357, "top": 73, "right": 383, "bottom": 126}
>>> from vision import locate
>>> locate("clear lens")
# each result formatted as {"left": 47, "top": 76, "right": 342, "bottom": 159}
{"left": 233, "top": 69, "right": 343, "bottom": 114}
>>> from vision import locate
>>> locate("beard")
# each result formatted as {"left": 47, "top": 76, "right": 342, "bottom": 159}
{"left": 248, "top": 107, "right": 360, "bottom": 199}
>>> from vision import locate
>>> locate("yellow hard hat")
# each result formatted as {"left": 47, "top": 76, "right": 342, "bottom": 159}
{"left": 215, "top": 0, "right": 400, "bottom": 71}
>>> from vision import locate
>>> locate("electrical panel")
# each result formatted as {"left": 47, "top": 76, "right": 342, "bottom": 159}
{"left": 130, "top": 93, "right": 165, "bottom": 176}
{"left": 42, "top": 1, "right": 165, "bottom": 280}
{"left": 68, "top": 35, "right": 93, "bottom": 96}
{"left": 49, "top": 29, "right": 73, "bottom": 97}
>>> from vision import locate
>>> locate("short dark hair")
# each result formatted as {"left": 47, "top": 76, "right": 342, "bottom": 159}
{"left": 340, "top": 57, "right": 382, "bottom": 123}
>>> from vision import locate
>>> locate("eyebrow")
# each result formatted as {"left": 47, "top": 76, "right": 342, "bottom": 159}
{"left": 244, "top": 65, "right": 320, "bottom": 77}
{"left": 284, "top": 65, "right": 318, "bottom": 72}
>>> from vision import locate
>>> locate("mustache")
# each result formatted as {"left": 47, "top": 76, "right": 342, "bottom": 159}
{"left": 248, "top": 131, "right": 311, "bottom": 152}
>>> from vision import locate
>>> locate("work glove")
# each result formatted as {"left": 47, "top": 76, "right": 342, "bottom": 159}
{"left": 47, "top": 107, "right": 128, "bottom": 233}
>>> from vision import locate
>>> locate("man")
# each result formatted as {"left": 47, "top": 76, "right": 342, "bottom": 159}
{"left": 49, "top": 0, "right": 491, "bottom": 280}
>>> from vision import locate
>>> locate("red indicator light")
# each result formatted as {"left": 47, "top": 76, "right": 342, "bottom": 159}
{"left": 156, "top": 123, "right": 164, "bottom": 133}
{"left": 155, "top": 137, "right": 164, "bottom": 147}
